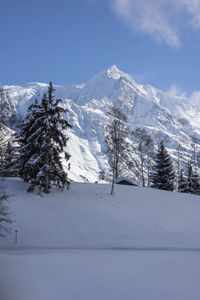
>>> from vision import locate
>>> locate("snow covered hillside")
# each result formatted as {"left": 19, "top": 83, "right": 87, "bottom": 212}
{"left": 1, "top": 178, "right": 200, "bottom": 249}
{"left": 1, "top": 179, "right": 200, "bottom": 300}
{"left": 3, "top": 65, "right": 200, "bottom": 182}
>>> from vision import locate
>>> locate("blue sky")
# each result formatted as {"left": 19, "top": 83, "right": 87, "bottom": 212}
{"left": 1, "top": 0, "right": 200, "bottom": 101}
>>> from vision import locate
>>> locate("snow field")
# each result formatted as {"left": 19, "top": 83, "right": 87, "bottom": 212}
{"left": 1, "top": 249, "right": 200, "bottom": 300}
{"left": 1, "top": 178, "right": 200, "bottom": 249}
{"left": 1, "top": 178, "right": 200, "bottom": 300}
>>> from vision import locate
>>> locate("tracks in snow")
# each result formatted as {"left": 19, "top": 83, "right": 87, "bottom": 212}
{"left": 87, "top": 184, "right": 200, "bottom": 241}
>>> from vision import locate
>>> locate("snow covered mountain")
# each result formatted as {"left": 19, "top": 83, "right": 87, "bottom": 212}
{"left": 3, "top": 65, "right": 200, "bottom": 183}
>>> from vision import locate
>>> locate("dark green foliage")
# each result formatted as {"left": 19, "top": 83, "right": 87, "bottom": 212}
{"left": 0, "top": 179, "right": 13, "bottom": 238}
{"left": 17, "top": 82, "right": 72, "bottom": 193}
{"left": 151, "top": 141, "right": 175, "bottom": 191}
{"left": 178, "top": 168, "right": 188, "bottom": 193}
{"left": 0, "top": 123, "right": 18, "bottom": 177}
{"left": 0, "top": 88, "right": 15, "bottom": 129}
{"left": 180, "top": 162, "right": 200, "bottom": 195}
{"left": 99, "top": 170, "right": 105, "bottom": 181}
{"left": 3, "top": 141, "right": 19, "bottom": 177}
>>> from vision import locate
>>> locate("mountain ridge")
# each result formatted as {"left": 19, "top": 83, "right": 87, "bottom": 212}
{"left": 2, "top": 66, "right": 200, "bottom": 183}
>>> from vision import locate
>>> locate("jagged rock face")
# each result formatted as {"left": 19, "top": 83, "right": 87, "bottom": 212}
{"left": 2, "top": 65, "right": 200, "bottom": 183}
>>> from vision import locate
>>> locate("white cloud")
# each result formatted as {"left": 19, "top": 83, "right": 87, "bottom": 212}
{"left": 191, "top": 90, "right": 200, "bottom": 105}
{"left": 110, "top": 0, "right": 200, "bottom": 47}
{"left": 174, "top": 0, "right": 200, "bottom": 29}
{"left": 168, "top": 84, "right": 186, "bottom": 97}
{"left": 167, "top": 85, "right": 200, "bottom": 106}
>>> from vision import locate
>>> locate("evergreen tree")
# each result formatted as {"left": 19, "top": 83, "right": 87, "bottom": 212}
{"left": 3, "top": 141, "right": 18, "bottom": 177}
{"left": 151, "top": 141, "right": 175, "bottom": 191}
{"left": 0, "top": 143, "right": 6, "bottom": 177}
{"left": 176, "top": 143, "right": 181, "bottom": 190}
{"left": 15, "top": 98, "right": 46, "bottom": 183}
{"left": 0, "top": 179, "right": 13, "bottom": 238}
{"left": 177, "top": 168, "right": 187, "bottom": 193}
{"left": 98, "top": 170, "right": 105, "bottom": 181}
{"left": 0, "top": 88, "right": 15, "bottom": 129}
{"left": 17, "top": 82, "right": 72, "bottom": 193}
{"left": 138, "top": 142, "right": 145, "bottom": 187}
{"left": 181, "top": 161, "right": 200, "bottom": 195}
{"left": 0, "top": 124, "right": 15, "bottom": 177}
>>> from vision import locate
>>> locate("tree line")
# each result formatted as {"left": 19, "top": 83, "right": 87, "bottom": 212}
{"left": 105, "top": 104, "right": 200, "bottom": 195}
{"left": 0, "top": 85, "right": 199, "bottom": 196}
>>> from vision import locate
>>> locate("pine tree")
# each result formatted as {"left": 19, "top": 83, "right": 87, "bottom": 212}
{"left": 151, "top": 141, "right": 175, "bottom": 191}
{"left": 178, "top": 168, "right": 187, "bottom": 193}
{"left": 138, "top": 142, "right": 145, "bottom": 187}
{"left": 0, "top": 88, "right": 15, "bottom": 129}
{"left": 98, "top": 170, "right": 105, "bottom": 181}
{"left": 3, "top": 141, "right": 18, "bottom": 177}
{"left": 182, "top": 161, "right": 200, "bottom": 195}
{"left": 16, "top": 99, "right": 40, "bottom": 182}
{"left": 0, "top": 179, "right": 12, "bottom": 238}
{"left": 0, "top": 124, "right": 15, "bottom": 177}
{"left": 17, "top": 82, "right": 72, "bottom": 193}
{"left": 0, "top": 143, "right": 6, "bottom": 177}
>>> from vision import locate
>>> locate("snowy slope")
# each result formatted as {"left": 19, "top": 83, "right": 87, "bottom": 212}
{"left": 1, "top": 179, "right": 200, "bottom": 300}
{"left": 3, "top": 65, "right": 200, "bottom": 182}
{"left": 1, "top": 178, "right": 200, "bottom": 249}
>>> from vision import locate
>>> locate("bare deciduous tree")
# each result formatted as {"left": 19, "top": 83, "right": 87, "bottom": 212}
{"left": 105, "top": 105, "right": 128, "bottom": 195}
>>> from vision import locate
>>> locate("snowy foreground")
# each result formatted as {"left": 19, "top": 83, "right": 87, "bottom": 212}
{"left": 1, "top": 178, "right": 200, "bottom": 299}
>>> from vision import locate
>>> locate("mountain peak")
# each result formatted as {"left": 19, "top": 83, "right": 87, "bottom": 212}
{"left": 106, "top": 65, "right": 124, "bottom": 80}
{"left": 105, "top": 65, "right": 134, "bottom": 84}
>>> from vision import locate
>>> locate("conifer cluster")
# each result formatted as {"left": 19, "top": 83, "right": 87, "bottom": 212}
{"left": 16, "top": 82, "right": 72, "bottom": 193}
{"left": 178, "top": 162, "right": 200, "bottom": 195}
{"left": 0, "top": 179, "right": 12, "bottom": 237}
{"left": 151, "top": 141, "right": 175, "bottom": 191}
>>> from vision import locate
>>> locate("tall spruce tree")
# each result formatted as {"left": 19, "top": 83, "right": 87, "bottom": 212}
{"left": 181, "top": 161, "right": 200, "bottom": 195}
{"left": 0, "top": 88, "right": 13, "bottom": 129}
{"left": 0, "top": 179, "right": 13, "bottom": 238}
{"left": 3, "top": 141, "right": 18, "bottom": 177}
{"left": 0, "top": 123, "right": 14, "bottom": 177}
{"left": 17, "top": 82, "right": 72, "bottom": 193}
{"left": 138, "top": 142, "right": 145, "bottom": 187}
{"left": 178, "top": 168, "right": 188, "bottom": 193}
{"left": 151, "top": 141, "right": 175, "bottom": 191}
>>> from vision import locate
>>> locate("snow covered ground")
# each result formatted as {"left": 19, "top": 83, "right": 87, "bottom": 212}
{"left": 1, "top": 249, "right": 200, "bottom": 300}
{"left": 1, "top": 178, "right": 200, "bottom": 299}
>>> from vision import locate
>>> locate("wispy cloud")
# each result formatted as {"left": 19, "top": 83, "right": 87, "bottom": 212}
{"left": 167, "top": 84, "right": 200, "bottom": 106}
{"left": 110, "top": 0, "right": 200, "bottom": 47}
{"left": 191, "top": 90, "right": 200, "bottom": 105}
{"left": 168, "top": 84, "right": 186, "bottom": 97}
